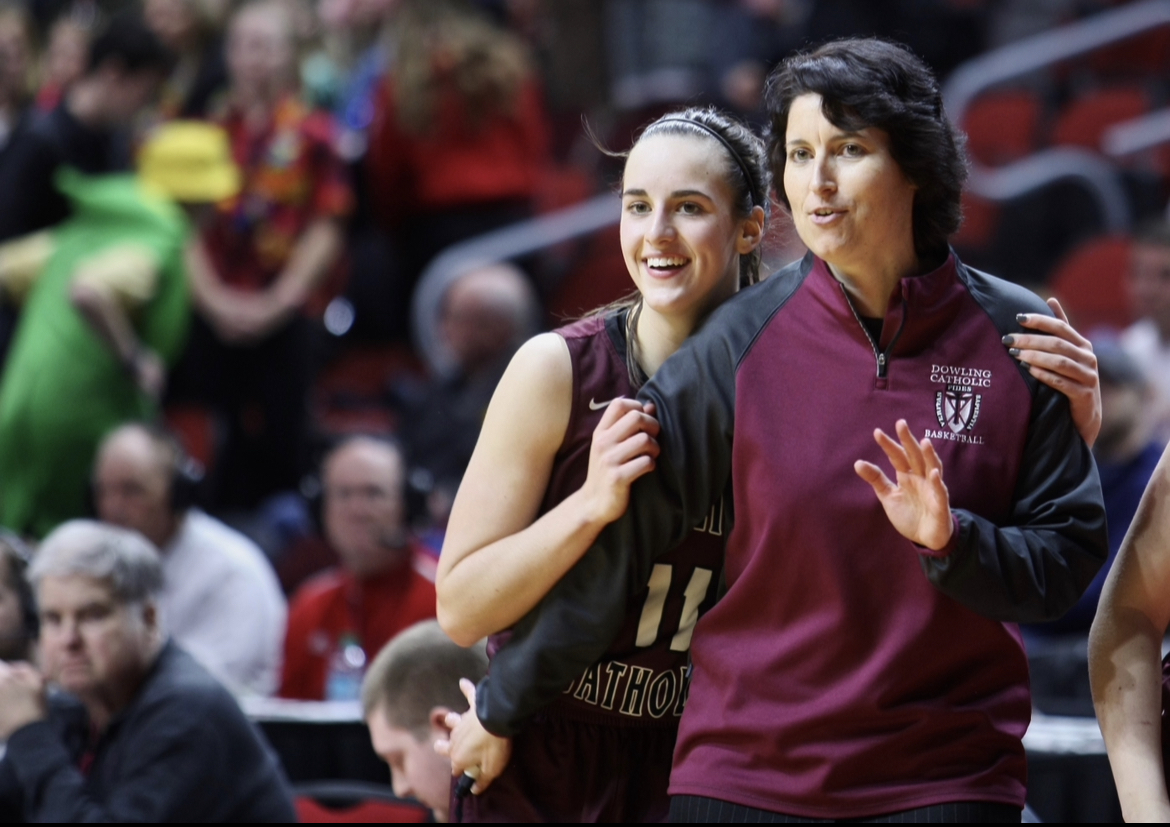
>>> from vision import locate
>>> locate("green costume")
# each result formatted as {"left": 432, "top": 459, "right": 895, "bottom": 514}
{"left": 0, "top": 170, "right": 189, "bottom": 537}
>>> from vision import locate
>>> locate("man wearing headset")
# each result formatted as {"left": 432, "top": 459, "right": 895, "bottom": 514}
{"left": 91, "top": 422, "right": 286, "bottom": 696}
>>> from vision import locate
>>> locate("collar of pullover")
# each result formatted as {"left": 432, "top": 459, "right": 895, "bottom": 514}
{"left": 807, "top": 251, "right": 966, "bottom": 356}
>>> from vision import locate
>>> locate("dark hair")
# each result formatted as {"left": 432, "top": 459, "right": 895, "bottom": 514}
{"left": 765, "top": 38, "right": 967, "bottom": 263}
{"left": 86, "top": 10, "right": 173, "bottom": 76}
{"left": 636, "top": 106, "right": 772, "bottom": 288}
{"left": 361, "top": 620, "right": 488, "bottom": 735}
{"left": 0, "top": 530, "right": 36, "bottom": 658}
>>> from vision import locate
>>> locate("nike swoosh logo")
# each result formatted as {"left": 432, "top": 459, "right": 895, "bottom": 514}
{"left": 588, "top": 397, "right": 620, "bottom": 411}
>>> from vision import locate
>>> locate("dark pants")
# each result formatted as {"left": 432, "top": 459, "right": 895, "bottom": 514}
{"left": 670, "top": 797, "right": 1022, "bottom": 823}
{"left": 454, "top": 714, "right": 675, "bottom": 823}
{"left": 168, "top": 313, "right": 312, "bottom": 510}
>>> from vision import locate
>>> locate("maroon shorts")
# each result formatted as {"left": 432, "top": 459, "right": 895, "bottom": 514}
{"left": 452, "top": 713, "right": 676, "bottom": 823}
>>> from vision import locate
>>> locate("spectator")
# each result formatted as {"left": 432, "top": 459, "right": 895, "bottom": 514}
{"left": 303, "top": 0, "right": 397, "bottom": 153}
{"left": 1120, "top": 221, "right": 1170, "bottom": 442}
{"left": 0, "top": 531, "right": 35, "bottom": 662}
{"left": 0, "top": 4, "right": 40, "bottom": 365}
{"left": 280, "top": 437, "right": 436, "bottom": 700}
{"left": 33, "top": 12, "right": 88, "bottom": 112}
{"left": 144, "top": 0, "right": 229, "bottom": 120}
{"left": 93, "top": 423, "right": 286, "bottom": 695}
{"left": 174, "top": 0, "right": 351, "bottom": 510}
{"left": 0, "top": 120, "right": 240, "bottom": 537}
{"left": 0, "top": 521, "right": 296, "bottom": 821}
{"left": 362, "top": 619, "right": 487, "bottom": 823}
{"left": 399, "top": 262, "right": 540, "bottom": 524}
{"left": 0, "top": 3, "right": 35, "bottom": 154}
{"left": 365, "top": 0, "right": 548, "bottom": 337}
{"left": 0, "top": 10, "right": 172, "bottom": 241}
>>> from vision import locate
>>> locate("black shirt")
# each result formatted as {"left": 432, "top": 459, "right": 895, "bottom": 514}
{"left": 0, "top": 642, "right": 296, "bottom": 822}
{"left": 0, "top": 105, "right": 126, "bottom": 242}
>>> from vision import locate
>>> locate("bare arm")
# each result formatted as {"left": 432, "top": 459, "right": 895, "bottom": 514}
{"left": 263, "top": 217, "right": 344, "bottom": 314}
{"left": 436, "top": 333, "right": 659, "bottom": 646}
{"left": 69, "top": 280, "right": 163, "bottom": 400}
{"left": 1090, "top": 443, "right": 1170, "bottom": 822}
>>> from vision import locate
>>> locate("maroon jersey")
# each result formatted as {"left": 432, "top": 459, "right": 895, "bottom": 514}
{"left": 487, "top": 311, "right": 724, "bottom": 727}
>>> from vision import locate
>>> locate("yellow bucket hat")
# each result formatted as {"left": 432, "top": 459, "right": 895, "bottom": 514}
{"left": 137, "top": 121, "right": 241, "bottom": 203}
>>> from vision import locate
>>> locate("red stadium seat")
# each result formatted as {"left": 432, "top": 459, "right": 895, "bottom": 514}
{"left": 1088, "top": 27, "right": 1170, "bottom": 79}
{"left": 961, "top": 90, "right": 1043, "bottom": 166}
{"left": 545, "top": 225, "right": 632, "bottom": 321}
{"left": 1051, "top": 86, "right": 1149, "bottom": 151}
{"left": 1047, "top": 234, "right": 1133, "bottom": 333}
{"left": 294, "top": 781, "right": 430, "bottom": 823}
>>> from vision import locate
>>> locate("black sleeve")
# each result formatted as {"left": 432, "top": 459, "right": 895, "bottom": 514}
{"left": 4, "top": 697, "right": 251, "bottom": 822}
{"left": 919, "top": 266, "right": 1109, "bottom": 621}
{"left": 0, "top": 130, "right": 65, "bottom": 241}
{"left": 0, "top": 759, "right": 21, "bottom": 821}
{"left": 920, "top": 378, "right": 1108, "bottom": 622}
{"left": 477, "top": 266, "right": 807, "bottom": 737}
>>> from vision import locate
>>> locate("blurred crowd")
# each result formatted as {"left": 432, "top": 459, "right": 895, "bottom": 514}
{"left": 0, "top": 0, "right": 1164, "bottom": 817}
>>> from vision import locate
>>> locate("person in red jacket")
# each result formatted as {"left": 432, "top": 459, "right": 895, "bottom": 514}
{"left": 364, "top": 0, "right": 549, "bottom": 335}
{"left": 280, "top": 436, "right": 435, "bottom": 700}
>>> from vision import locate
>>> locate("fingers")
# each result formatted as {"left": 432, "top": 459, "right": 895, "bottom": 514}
{"left": 459, "top": 678, "right": 477, "bottom": 708}
{"left": 1014, "top": 310, "right": 1092, "bottom": 350}
{"left": 920, "top": 436, "right": 945, "bottom": 481}
{"left": 612, "top": 409, "right": 662, "bottom": 441}
{"left": 873, "top": 428, "right": 912, "bottom": 475}
{"left": 894, "top": 420, "right": 928, "bottom": 476}
{"left": 1006, "top": 334, "right": 1096, "bottom": 370}
{"left": 1046, "top": 296, "right": 1070, "bottom": 325}
{"left": 597, "top": 397, "right": 639, "bottom": 428}
{"left": 854, "top": 460, "right": 896, "bottom": 498}
{"left": 872, "top": 421, "right": 927, "bottom": 476}
{"left": 1018, "top": 352, "right": 1098, "bottom": 391}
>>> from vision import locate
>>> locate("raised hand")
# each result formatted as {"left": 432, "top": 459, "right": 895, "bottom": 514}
{"left": 854, "top": 419, "right": 954, "bottom": 551}
{"left": 580, "top": 398, "right": 660, "bottom": 525}
{"left": 433, "top": 679, "right": 513, "bottom": 795}
{"left": 1006, "top": 297, "right": 1101, "bottom": 447}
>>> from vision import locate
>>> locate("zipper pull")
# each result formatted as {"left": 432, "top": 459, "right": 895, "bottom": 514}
{"left": 877, "top": 352, "right": 887, "bottom": 378}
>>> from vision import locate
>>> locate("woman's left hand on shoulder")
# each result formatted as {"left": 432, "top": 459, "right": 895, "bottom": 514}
{"left": 855, "top": 420, "right": 954, "bottom": 551}
{"left": 1004, "top": 297, "right": 1101, "bottom": 448}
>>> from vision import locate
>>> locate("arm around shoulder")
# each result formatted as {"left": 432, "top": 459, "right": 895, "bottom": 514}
{"left": 921, "top": 380, "right": 1108, "bottom": 622}
{"left": 1090, "top": 444, "right": 1170, "bottom": 822}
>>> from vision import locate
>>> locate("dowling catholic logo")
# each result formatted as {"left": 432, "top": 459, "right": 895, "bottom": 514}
{"left": 926, "top": 364, "right": 989, "bottom": 445}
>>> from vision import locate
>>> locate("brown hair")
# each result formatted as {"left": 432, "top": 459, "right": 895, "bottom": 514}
{"left": 590, "top": 106, "right": 772, "bottom": 386}
{"left": 361, "top": 620, "right": 488, "bottom": 736}
{"left": 390, "top": 0, "right": 531, "bottom": 135}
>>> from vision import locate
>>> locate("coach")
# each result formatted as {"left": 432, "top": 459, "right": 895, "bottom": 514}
{"left": 0, "top": 521, "right": 295, "bottom": 822}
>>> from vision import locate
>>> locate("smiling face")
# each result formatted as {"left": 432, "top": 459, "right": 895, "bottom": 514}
{"left": 620, "top": 133, "right": 759, "bottom": 330}
{"left": 783, "top": 93, "right": 918, "bottom": 282}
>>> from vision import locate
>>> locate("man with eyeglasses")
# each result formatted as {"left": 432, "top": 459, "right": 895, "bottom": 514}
{"left": 279, "top": 437, "right": 436, "bottom": 700}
